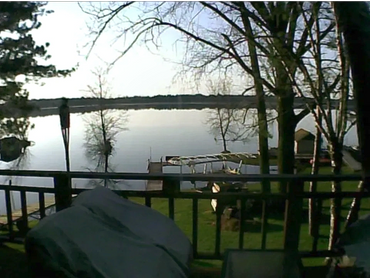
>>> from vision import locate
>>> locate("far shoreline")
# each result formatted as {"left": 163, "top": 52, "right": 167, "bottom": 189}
{"left": 1, "top": 94, "right": 355, "bottom": 118}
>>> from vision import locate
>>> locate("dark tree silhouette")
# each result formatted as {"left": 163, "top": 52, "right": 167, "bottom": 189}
{"left": 333, "top": 2, "right": 370, "bottom": 228}
{"left": 0, "top": 2, "right": 73, "bottom": 137}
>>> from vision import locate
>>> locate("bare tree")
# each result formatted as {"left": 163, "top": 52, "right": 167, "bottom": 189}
{"left": 82, "top": 69, "right": 128, "bottom": 188}
{"left": 273, "top": 2, "right": 355, "bottom": 250}
{"left": 333, "top": 2, "right": 370, "bottom": 229}
{"left": 81, "top": 2, "right": 335, "bottom": 195}
{"left": 78, "top": 0, "right": 370, "bottom": 257}
{"left": 307, "top": 3, "right": 327, "bottom": 238}
{"left": 206, "top": 79, "right": 252, "bottom": 153}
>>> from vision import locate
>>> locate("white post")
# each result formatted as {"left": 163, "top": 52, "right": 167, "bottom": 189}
{"left": 237, "top": 160, "right": 242, "bottom": 173}
{"left": 179, "top": 158, "right": 183, "bottom": 188}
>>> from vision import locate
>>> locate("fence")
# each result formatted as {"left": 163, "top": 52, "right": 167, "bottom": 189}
{"left": 0, "top": 170, "right": 367, "bottom": 260}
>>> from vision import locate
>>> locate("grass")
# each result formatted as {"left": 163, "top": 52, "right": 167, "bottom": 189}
{"left": 238, "top": 157, "right": 279, "bottom": 166}
{"left": 0, "top": 166, "right": 367, "bottom": 277}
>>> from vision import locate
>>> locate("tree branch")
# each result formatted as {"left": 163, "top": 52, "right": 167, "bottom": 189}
{"left": 80, "top": 2, "right": 134, "bottom": 59}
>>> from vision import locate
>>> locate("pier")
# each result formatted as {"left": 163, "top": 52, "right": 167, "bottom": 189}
{"left": 146, "top": 161, "right": 163, "bottom": 191}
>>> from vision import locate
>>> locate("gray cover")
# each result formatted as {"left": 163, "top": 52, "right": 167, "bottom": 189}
{"left": 25, "top": 187, "right": 192, "bottom": 278}
{"left": 336, "top": 213, "right": 370, "bottom": 275}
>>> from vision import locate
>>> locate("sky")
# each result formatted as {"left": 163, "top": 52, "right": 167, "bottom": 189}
{"left": 24, "top": 2, "right": 189, "bottom": 100}
{"left": 20, "top": 2, "right": 340, "bottom": 101}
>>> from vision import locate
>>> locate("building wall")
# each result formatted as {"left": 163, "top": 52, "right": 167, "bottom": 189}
{"left": 296, "top": 139, "right": 314, "bottom": 154}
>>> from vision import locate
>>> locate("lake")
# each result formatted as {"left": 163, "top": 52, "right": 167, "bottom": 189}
{"left": 0, "top": 109, "right": 359, "bottom": 213}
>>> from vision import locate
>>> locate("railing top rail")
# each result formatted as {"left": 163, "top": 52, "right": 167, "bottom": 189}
{"left": 73, "top": 189, "right": 370, "bottom": 199}
{"left": 0, "top": 184, "right": 367, "bottom": 199}
{"left": 0, "top": 169, "right": 364, "bottom": 181}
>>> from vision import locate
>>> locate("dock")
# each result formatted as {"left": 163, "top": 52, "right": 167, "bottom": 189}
{"left": 146, "top": 162, "right": 163, "bottom": 191}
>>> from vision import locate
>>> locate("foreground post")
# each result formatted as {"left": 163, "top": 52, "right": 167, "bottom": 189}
{"left": 54, "top": 173, "right": 72, "bottom": 211}
{"left": 283, "top": 180, "right": 304, "bottom": 252}
{"left": 163, "top": 177, "right": 180, "bottom": 220}
{"left": 59, "top": 97, "right": 71, "bottom": 172}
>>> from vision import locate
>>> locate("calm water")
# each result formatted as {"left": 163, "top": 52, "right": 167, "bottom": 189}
{"left": 0, "top": 109, "right": 359, "bottom": 213}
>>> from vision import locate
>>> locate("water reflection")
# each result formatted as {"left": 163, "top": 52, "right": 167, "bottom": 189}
{"left": 83, "top": 109, "right": 128, "bottom": 188}
{"left": 0, "top": 116, "right": 34, "bottom": 170}
{"left": 206, "top": 108, "right": 252, "bottom": 153}
{"left": 0, "top": 137, "right": 30, "bottom": 162}
{"left": 82, "top": 71, "right": 128, "bottom": 188}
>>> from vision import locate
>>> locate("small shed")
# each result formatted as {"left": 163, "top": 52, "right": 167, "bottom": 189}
{"left": 294, "top": 129, "right": 315, "bottom": 155}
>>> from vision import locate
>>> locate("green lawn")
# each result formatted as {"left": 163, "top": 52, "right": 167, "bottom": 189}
{"left": 0, "top": 166, "right": 367, "bottom": 277}
{"left": 129, "top": 166, "right": 367, "bottom": 268}
{"left": 239, "top": 157, "right": 279, "bottom": 166}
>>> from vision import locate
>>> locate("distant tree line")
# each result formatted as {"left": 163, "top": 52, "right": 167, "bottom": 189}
{"left": 0, "top": 94, "right": 355, "bottom": 118}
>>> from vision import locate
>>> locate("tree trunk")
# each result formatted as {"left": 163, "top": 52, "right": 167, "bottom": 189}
{"left": 273, "top": 39, "right": 297, "bottom": 193}
{"left": 242, "top": 14, "right": 271, "bottom": 193}
{"left": 100, "top": 109, "right": 108, "bottom": 187}
{"left": 257, "top": 98, "right": 270, "bottom": 193}
{"left": 333, "top": 2, "right": 370, "bottom": 227}
{"left": 345, "top": 181, "right": 364, "bottom": 228}
{"left": 218, "top": 109, "right": 227, "bottom": 153}
{"left": 104, "top": 153, "right": 108, "bottom": 187}
{"left": 310, "top": 6, "right": 324, "bottom": 237}
{"left": 277, "top": 94, "right": 296, "bottom": 193}
{"left": 222, "top": 136, "right": 228, "bottom": 153}
{"left": 309, "top": 110, "right": 322, "bottom": 236}
{"left": 328, "top": 140, "right": 343, "bottom": 250}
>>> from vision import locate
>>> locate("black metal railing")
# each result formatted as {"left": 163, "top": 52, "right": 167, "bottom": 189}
{"left": 0, "top": 170, "right": 366, "bottom": 260}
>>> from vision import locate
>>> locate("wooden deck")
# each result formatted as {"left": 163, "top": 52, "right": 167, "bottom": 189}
{"left": 146, "top": 162, "right": 163, "bottom": 191}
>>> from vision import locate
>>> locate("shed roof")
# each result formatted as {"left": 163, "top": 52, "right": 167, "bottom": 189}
{"left": 295, "top": 128, "right": 315, "bottom": 141}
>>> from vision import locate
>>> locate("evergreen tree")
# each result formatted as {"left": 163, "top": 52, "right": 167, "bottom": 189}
{"left": 0, "top": 2, "right": 73, "bottom": 134}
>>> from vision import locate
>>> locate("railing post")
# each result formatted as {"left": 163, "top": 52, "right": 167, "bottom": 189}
{"left": 145, "top": 196, "right": 152, "bottom": 208}
{"left": 283, "top": 180, "right": 304, "bottom": 252}
{"left": 238, "top": 197, "right": 246, "bottom": 249}
{"left": 163, "top": 177, "right": 180, "bottom": 220}
{"left": 38, "top": 192, "right": 46, "bottom": 219}
{"left": 215, "top": 202, "right": 222, "bottom": 257}
{"left": 312, "top": 198, "right": 323, "bottom": 252}
{"left": 192, "top": 198, "right": 198, "bottom": 258}
{"left": 4, "top": 186, "right": 13, "bottom": 240}
{"left": 19, "top": 190, "right": 28, "bottom": 234}
{"left": 54, "top": 173, "right": 72, "bottom": 212}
